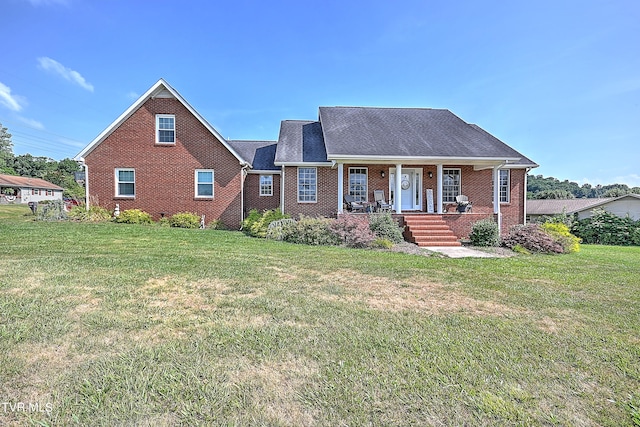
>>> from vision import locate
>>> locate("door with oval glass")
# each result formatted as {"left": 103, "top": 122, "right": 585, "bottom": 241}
{"left": 389, "top": 168, "right": 422, "bottom": 211}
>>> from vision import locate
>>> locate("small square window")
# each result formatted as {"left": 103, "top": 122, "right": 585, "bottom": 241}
{"left": 156, "top": 115, "right": 175, "bottom": 144}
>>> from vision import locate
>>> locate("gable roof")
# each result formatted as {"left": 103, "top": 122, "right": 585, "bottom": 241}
{"left": 0, "top": 174, "right": 64, "bottom": 190}
{"left": 318, "top": 107, "right": 537, "bottom": 166}
{"left": 274, "top": 120, "right": 330, "bottom": 165}
{"left": 75, "top": 79, "right": 248, "bottom": 166}
{"left": 227, "top": 140, "right": 279, "bottom": 171}
{"left": 526, "top": 195, "right": 640, "bottom": 215}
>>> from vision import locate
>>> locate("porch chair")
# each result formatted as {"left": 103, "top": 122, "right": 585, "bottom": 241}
{"left": 374, "top": 190, "right": 393, "bottom": 212}
{"left": 344, "top": 194, "right": 365, "bottom": 213}
{"left": 455, "top": 195, "right": 472, "bottom": 212}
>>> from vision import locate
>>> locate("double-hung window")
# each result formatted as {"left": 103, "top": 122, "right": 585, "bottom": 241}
{"left": 499, "top": 169, "right": 510, "bottom": 203}
{"left": 115, "top": 168, "right": 135, "bottom": 197}
{"left": 156, "top": 114, "right": 175, "bottom": 144}
{"left": 442, "top": 169, "right": 461, "bottom": 203}
{"left": 32, "top": 189, "right": 40, "bottom": 196}
{"left": 260, "top": 174, "right": 273, "bottom": 196}
{"left": 349, "top": 167, "right": 368, "bottom": 201}
{"left": 297, "top": 167, "right": 317, "bottom": 203}
{"left": 195, "top": 169, "right": 214, "bottom": 198}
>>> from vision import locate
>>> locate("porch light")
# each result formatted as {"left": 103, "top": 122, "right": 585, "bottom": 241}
{"left": 428, "top": 171, "right": 433, "bottom": 178}
{"left": 381, "top": 171, "right": 385, "bottom": 178}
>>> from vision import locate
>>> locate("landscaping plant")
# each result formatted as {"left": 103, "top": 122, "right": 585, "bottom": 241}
{"left": 469, "top": 218, "right": 500, "bottom": 247}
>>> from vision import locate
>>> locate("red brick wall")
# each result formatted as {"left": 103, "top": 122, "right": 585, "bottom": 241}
{"left": 282, "top": 166, "right": 338, "bottom": 217}
{"left": 244, "top": 173, "right": 281, "bottom": 214}
{"left": 84, "top": 97, "right": 244, "bottom": 229}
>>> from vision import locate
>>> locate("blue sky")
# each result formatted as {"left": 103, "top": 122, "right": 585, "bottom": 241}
{"left": 2, "top": 0, "right": 639, "bottom": 187}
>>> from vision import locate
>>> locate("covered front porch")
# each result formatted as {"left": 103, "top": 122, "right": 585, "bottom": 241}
{"left": 335, "top": 162, "right": 514, "bottom": 239}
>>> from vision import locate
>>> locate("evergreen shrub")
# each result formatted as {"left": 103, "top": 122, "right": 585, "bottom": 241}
{"left": 469, "top": 218, "right": 500, "bottom": 247}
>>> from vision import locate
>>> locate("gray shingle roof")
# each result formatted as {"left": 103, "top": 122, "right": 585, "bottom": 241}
{"left": 526, "top": 198, "right": 608, "bottom": 215}
{"left": 318, "top": 107, "right": 534, "bottom": 163}
{"left": 274, "top": 120, "right": 329, "bottom": 164}
{"left": 227, "top": 140, "right": 279, "bottom": 170}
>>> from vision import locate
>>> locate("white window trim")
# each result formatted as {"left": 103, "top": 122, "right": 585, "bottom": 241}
{"left": 156, "top": 114, "right": 176, "bottom": 144}
{"left": 115, "top": 168, "right": 135, "bottom": 198}
{"left": 259, "top": 174, "right": 273, "bottom": 196}
{"left": 442, "top": 168, "right": 461, "bottom": 203}
{"left": 297, "top": 167, "right": 317, "bottom": 203}
{"left": 500, "top": 169, "right": 511, "bottom": 203}
{"left": 348, "top": 167, "right": 368, "bottom": 202}
{"left": 195, "top": 169, "right": 214, "bottom": 198}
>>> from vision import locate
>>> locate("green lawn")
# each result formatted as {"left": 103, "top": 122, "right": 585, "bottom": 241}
{"left": 1, "top": 204, "right": 638, "bottom": 426}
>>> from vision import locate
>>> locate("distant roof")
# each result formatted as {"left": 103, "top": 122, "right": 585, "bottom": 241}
{"left": 527, "top": 198, "right": 612, "bottom": 215}
{"left": 318, "top": 107, "right": 538, "bottom": 166}
{"left": 274, "top": 120, "right": 330, "bottom": 165}
{"left": 227, "top": 140, "right": 278, "bottom": 171}
{"left": 0, "top": 174, "right": 64, "bottom": 190}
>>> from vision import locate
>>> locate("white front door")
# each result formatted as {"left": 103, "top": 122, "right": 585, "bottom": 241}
{"left": 390, "top": 168, "right": 422, "bottom": 210}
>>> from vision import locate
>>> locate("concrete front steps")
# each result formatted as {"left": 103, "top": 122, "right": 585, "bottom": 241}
{"left": 402, "top": 215, "right": 461, "bottom": 247}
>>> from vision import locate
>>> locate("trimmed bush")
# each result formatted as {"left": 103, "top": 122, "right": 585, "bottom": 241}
{"left": 114, "top": 209, "right": 153, "bottom": 225}
{"left": 169, "top": 212, "right": 201, "bottom": 229}
{"left": 329, "top": 214, "right": 376, "bottom": 248}
{"left": 368, "top": 213, "right": 404, "bottom": 243}
{"left": 541, "top": 222, "right": 581, "bottom": 253}
{"left": 280, "top": 216, "right": 340, "bottom": 246}
{"left": 503, "top": 224, "right": 564, "bottom": 254}
{"left": 469, "top": 218, "right": 500, "bottom": 247}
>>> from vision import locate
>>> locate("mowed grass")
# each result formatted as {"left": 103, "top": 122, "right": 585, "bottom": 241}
{"left": 0, "top": 204, "right": 638, "bottom": 426}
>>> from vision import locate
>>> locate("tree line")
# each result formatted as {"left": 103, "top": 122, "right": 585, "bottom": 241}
{"left": 1, "top": 122, "right": 84, "bottom": 199}
{"left": 528, "top": 175, "right": 640, "bottom": 199}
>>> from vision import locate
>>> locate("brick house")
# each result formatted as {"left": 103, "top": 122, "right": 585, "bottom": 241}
{"left": 76, "top": 79, "right": 537, "bottom": 243}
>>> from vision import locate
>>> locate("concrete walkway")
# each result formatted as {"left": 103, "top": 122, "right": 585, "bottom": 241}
{"left": 423, "top": 246, "right": 502, "bottom": 258}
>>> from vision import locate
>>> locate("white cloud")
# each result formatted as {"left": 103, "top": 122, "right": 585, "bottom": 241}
{"left": 126, "top": 91, "right": 140, "bottom": 100}
{"left": 0, "top": 82, "right": 27, "bottom": 112}
{"left": 16, "top": 116, "right": 45, "bottom": 130}
{"left": 37, "top": 57, "right": 94, "bottom": 92}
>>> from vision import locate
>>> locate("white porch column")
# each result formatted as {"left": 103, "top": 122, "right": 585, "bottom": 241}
{"left": 395, "top": 163, "right": 402, "bottom": 213}
{"left": 493, "top": 166, "right": 502, "bottom": 232}
{"left": 436, "top": 164, "right": 443, "bottom": 214}
{"left": 337, "top": 162, "right": 344, "bottom": 214}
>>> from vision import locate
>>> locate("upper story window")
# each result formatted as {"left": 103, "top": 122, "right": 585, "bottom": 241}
{"left": 297, "top": 167, "right": 317, "bottom": 203}
{"left": 195, "top": 169, "right": 214, "bottom": 198}
{"left": 156, "top": 114, "right": 175, "bottom": 144}
{"left": 349, "top": 167, "right": 368, "bottom": 201}
{"left": 260, "top": 174, "right": 273, "bottom": 196}
{"left": 115, "top": 168, "right": 135, "bottom": 197}
{"left": 442, "top": 168, "right": 461, "bottom": 203}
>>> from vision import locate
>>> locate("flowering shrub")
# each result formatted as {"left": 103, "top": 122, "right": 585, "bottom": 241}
{"left": 329, "top": 214, "right": 376, "bottom": 248}
{"left": 541, "top": 222, "right": 580, "bottom": 253}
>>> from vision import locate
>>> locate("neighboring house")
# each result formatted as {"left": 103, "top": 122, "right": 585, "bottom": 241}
{"left": 0, "top": 174, "right": 64, "bottom": 204}
{"left": 527, "top": 194, "right": 640, "bottom": 222}
{"left": 75, "top": 79, "right": 538, "bottom": 240}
